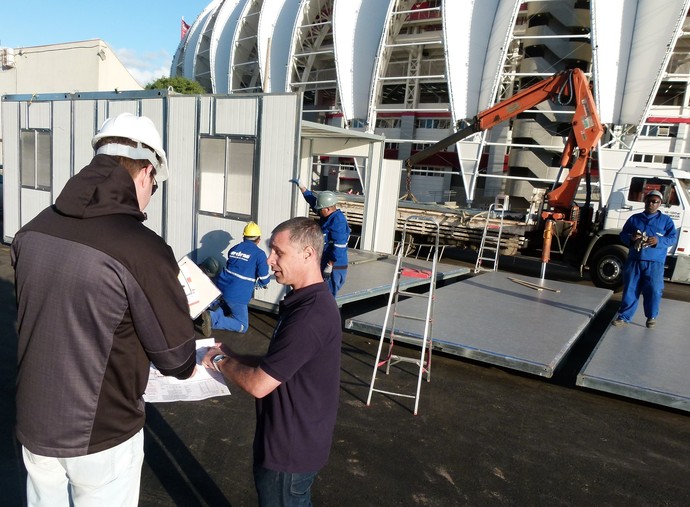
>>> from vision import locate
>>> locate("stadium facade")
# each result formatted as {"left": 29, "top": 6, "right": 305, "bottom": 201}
{"left": 172, "top": 0, "right": 690, "bottom": 209}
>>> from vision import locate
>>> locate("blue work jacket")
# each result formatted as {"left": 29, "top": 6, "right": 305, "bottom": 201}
{"left": 215, "top": 239, "right": 270, "bottom": 304}
{"left": 303, "top": 190, "right": 351, "bottom": 269}
{"left": 620, "top": 211, "right": 678, "bottom": 263}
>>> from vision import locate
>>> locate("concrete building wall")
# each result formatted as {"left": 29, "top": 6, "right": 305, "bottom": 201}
{"left": 0, "top": 40, "right": 141, "bottom": 96}
{"left": 0, "top": 40, "right": 143, "bottom": 169}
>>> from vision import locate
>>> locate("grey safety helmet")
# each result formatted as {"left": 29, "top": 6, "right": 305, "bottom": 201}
{"left": 645, "top": 190, "right": 663, "bottom": 201}
{"left": 315, "top": 191, "right": 338, "bottom": 210}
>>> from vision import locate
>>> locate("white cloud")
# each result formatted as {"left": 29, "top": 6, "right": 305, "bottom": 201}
{"left": 115, "top": 48, "right": 173, "bottom": 87}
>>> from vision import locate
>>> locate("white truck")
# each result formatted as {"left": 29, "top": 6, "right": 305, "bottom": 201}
{"left": 341, "top": 69, "right": 690, "bottom": 291}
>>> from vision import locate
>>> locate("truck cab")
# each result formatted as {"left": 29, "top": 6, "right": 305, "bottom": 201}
{"left": 585, "top": 167, "right": 690, "bottom": 289}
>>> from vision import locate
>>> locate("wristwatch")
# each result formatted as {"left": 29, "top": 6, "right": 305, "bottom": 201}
{"left": 212, "top": 354, "right": 227, "bottom": 372}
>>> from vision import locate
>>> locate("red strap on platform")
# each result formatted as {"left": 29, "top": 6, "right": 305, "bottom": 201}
{"left": 401, "top": 268, "right": 431, "bottom": 278}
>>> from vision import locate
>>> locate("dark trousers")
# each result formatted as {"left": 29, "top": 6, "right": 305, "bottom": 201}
{"left": 253, "top": 464, "right": 318, "bottom": 507}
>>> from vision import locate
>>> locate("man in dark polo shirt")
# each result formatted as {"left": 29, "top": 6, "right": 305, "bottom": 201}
{"left": 203, "top": 216, "right": 341, "bottom": 506}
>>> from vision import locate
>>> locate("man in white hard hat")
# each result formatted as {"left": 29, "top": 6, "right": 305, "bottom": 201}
{"left": 11, "top": 113, "right": 197, "bottom": 506}
{"left": 612, "top": 189, "right": 678, "bottom": 328}
{"left": 196, "top": 221, "right": 271, "bottom": 336}
{"left": 289, "top": 178, "right": 351, "bottom": 296}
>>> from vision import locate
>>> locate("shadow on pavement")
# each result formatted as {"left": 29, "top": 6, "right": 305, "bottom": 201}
{"left": 144, "top": 405, "right": 232, "bottom": 507}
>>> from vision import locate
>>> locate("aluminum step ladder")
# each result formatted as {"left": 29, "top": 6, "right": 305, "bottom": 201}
{"left": 367, "top": 216, "right": 440, "bottom": 415}
{"left": 474, "top": 195, "right": 508, "bottom": 273}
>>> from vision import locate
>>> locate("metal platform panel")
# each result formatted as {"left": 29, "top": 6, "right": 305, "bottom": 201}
{"left": 346, "top": 249, "right": 388, "bottom": 265}
{"left": 577, "top": 299, "right": 690, "bottom": 412}
{"left": 345, "top": 272, "right": 613, "bottom": 377}
{"left": 335, "top": 254, "right": 469, "bottom": 307}
{"left": 250, "top": 250, "right": 468, "bottom": 313}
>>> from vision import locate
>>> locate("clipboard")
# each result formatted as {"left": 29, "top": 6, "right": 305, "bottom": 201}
{"left": 177, "top": 256, "right": 222, "bottom": 319}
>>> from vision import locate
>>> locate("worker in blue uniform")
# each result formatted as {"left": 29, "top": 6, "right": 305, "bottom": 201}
{"left": 196, "top": 222, "right": 271, "bottom": 336}
{"left": 290, "top": 178, "right": 351, "bottom": 296}
{"left": 612, "top": 190, "right": 678, "bottom": 329}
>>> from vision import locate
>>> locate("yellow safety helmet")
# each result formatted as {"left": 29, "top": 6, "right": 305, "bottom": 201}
{"left": 243, "top": 221, "right": 262, "bottom": 238}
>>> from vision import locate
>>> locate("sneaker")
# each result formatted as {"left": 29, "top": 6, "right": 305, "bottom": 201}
{"left": 611, "top": 318, "right": 627, "bottom": 327}
{"left": 194, "top": 311, "right": 212, "bottom": 337}
{"left": 646, "top": 318, "right": 656, "bottom": 329}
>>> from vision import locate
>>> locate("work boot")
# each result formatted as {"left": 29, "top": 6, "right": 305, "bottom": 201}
{"left": 646, "top": 318, "right": 656, "bottom": 329}
{"left": 611, "top": 318, "right": 627, "bottom": 327}
{"left": 194, "top": 311, "right": 212, "bottom": 337}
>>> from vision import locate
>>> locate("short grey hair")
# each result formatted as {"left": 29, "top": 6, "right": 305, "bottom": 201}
{"left": 272, "top": 217, "right": 324, "bottom": 261}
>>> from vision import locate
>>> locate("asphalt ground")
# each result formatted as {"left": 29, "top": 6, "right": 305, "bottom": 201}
{"left": 2, "top": 242, "right": 690, "bottom": 506}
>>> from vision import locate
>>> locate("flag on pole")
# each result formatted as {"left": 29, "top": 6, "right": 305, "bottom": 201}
{"left": 181, "top": 18, "right": 191, "bottom": 40}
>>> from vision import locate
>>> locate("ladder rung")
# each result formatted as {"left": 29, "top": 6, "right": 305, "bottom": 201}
{"left": 390, "top": 354, "right": 428, "bottom": 366}
{"left": 388, "top": 333, "right": 434, "bottom": 344}
{"left": 397, "top": 290, "right": 427, "bottom": 298}
{"left": 393, "top": 313, "right": 427, "bottom": 322}
{"left": 390, "top": 358, "right": 422, "bottom": 367}
{"left": 370, "top": 387, "right": 416, "bottom": 400}
{"left": 387, "top": 358, "right": 430, "bottom": 374}
{"left": 388, "top": 331, "right": 431, "bottom": 341}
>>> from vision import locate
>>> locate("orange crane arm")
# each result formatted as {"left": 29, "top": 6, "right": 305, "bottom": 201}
{"left": 405, "top": 68, "right": 604, "bottom": 211}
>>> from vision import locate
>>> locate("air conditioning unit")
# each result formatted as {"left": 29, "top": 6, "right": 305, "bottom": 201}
{"left": 1, "top": 48, "right": 16, "bottom": 68}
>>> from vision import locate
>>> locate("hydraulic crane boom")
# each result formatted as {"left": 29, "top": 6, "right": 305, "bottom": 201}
{"left": 405, "top": 68, "right": 604, "bottom": 214}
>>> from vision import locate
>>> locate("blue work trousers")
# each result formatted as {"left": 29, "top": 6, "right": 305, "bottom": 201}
{"left": 618, "top": 260, "right": 665, "bottom": 322}
{"left": 210, "top": 301, "right": 248, "bottom": 333}
{"left": 253, "top": 464, "right": 318, "bottom": 507}
{"left": 326, "top": 269, "right": 347, "bottom": 297}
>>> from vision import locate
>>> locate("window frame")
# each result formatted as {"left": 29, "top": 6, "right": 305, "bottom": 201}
{"left": 19, "top": 128, "right": 52, "bottom": 191}
{"left": 627, "top": 176, "right": 680, "bottom": 206}
{"left": 197, "top": 134, "right": 258, "bottom": 220}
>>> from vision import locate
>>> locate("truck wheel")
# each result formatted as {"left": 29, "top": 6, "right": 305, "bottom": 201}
{"left": 590, "top": 245, "right": 627, "bottom": 292}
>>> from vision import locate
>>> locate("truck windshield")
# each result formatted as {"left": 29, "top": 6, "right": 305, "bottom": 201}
{"left": 679, "top": 179, "right": 690, "bottom": 206}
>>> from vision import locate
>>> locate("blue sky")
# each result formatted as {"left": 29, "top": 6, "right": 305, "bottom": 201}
{"left": 0, "top": 0, "right": 212, "bottom": 86}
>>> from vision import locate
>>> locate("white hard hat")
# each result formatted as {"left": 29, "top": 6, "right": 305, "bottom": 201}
{"left": 92, "top": 113, "right": 169, "bottom": 181}
{"left": 315, "top": 191, "right": 338, "bottom": 210}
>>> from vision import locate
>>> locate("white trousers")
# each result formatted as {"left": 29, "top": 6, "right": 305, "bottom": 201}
{"left": 22, "top": 429, "right": 144, "bottom": 507}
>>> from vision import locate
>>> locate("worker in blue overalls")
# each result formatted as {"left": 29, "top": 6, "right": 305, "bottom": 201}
{"left": 612, "top": 190, "right": 678, "bottom": 329}
{"left": 196, "top": 222, "right": 271, "bottom": 336}
{"left": 290, "top": 178, "right": 351, "bottom": 296}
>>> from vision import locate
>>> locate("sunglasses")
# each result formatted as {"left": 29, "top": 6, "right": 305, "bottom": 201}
{"left": 151, "top": 173, "right": 158, "bottom": 195}
{"left": 647, "top": 199, "right": 661, "bottom": 204}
